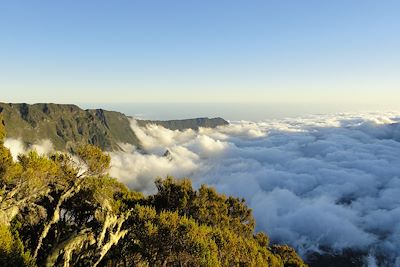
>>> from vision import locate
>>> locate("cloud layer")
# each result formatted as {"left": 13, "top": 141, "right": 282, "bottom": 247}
{"left": 110, "top": 112, "right": 400, "bottom": 265}
{"left": 4, "top": 112, "right": 400, "bottom": 265}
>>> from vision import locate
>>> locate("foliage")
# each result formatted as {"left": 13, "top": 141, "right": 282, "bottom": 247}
{"left": 0, "top": 126, "right": 306, "bottom": 266}
{"left": 0, "top": 114, "right": 6, "bottom": 142}
{"left": 151, "top": 177, "right": 256, "bottom": 237}
{"left": 76, "top": 144, "right": 111, "bottom": 175}
{"left": 0, "top": 115, "right": 11, "bottom": 177}
{"left": 270, "top": 245, "right": 308, "bottom": 267}
{"left": 0, "top": 223, "right": 35, "bottom": 267}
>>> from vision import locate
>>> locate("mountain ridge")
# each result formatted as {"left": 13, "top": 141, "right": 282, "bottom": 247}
{"left": 0, "top": 102, "right": 228, "bottom": 152}
{"left": 136, "top": 117, "right": 229, "bottom": 130}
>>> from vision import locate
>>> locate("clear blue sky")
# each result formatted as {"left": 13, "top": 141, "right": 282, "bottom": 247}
{"left": 1, "top": 0, "right": 399, "bottom": 108}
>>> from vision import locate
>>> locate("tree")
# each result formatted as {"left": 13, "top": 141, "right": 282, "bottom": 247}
{"left": 123, "top": 205, "right": 219, "bottom": 266}
{"left": 270, "top": 245, "right": 308, "bottom": 267}
{"left": 152, "top": 176, "right": 196, "bottom": 214}
{"left": 32, "top": 144, "right": 113, "bottom": 263}
{"left": 151, "top": 178, "right": 256, "bottom": 238}
{"left": 0, "top": 151, "right": 60, "bottom": 226}
{"left": 76, "top": 144, "right": 110, "bottom": 176}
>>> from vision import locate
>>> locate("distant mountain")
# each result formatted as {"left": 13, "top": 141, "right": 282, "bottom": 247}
{"left": 0, "top": 103, "right": 228, "bottom": 151}
{"left": 136, "top": 117, "right": 229, "bottom": 131}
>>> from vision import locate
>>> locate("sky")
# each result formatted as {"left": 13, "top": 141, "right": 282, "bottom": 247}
{"left": 0, "top": 1, "right": 399, "bottom": 110}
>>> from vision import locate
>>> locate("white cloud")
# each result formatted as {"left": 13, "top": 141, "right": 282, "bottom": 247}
{"left": 4, "top": 138, "right": 54, "bottom": 159}
{"left": 4, "top": 138, "right": 26, "bottom": 160}
{"left": 31, "top": 139, "right": 54, "bottom": 155}
{"left": 111, "top": 113, "right": 400, "bottom": 264}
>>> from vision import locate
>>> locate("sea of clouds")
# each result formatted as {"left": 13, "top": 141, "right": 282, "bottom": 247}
{"left": 5, "top": 112, "right": 400, "bottom": 265}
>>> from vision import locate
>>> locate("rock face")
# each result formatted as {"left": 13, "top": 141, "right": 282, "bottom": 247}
{"left": 0, "top": 103, "right": 229, "bottom": 152}
{"left": 136, "top": 117, "right": 229, "bottom": 131}
{"left": 0, "top": 103, "right": 141, "bottom": 151}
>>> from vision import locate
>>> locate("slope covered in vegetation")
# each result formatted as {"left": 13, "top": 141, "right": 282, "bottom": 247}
{"left": 0, "top": 115, "right": 305, "bottom": 266}
{"left": 0, "top": 102, "right": 229, "bottom": 153}
{"left": 0, "top": 102, "right": 141, "bottom": 152}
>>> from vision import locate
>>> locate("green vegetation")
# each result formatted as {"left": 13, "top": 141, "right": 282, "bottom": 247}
{"left": 0, "top": 114, "right": 306, "bottom": 266}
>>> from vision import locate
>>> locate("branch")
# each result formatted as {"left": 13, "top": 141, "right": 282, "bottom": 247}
{"left": 93, "top": 211, "right": 130, "bottom": 267}
{"left": 45, "top": 228, "right": 94, "bottom": 267}
{"left": 33, "top": 178, "right": 83, "bottom": 260}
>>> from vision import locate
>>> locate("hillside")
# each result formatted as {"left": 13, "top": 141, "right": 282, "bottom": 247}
{"left": 0, "top": 103, "right": 139, "bottom": 151}
{"left": 0, "top": 103, "right": 229, "bottom": 152}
